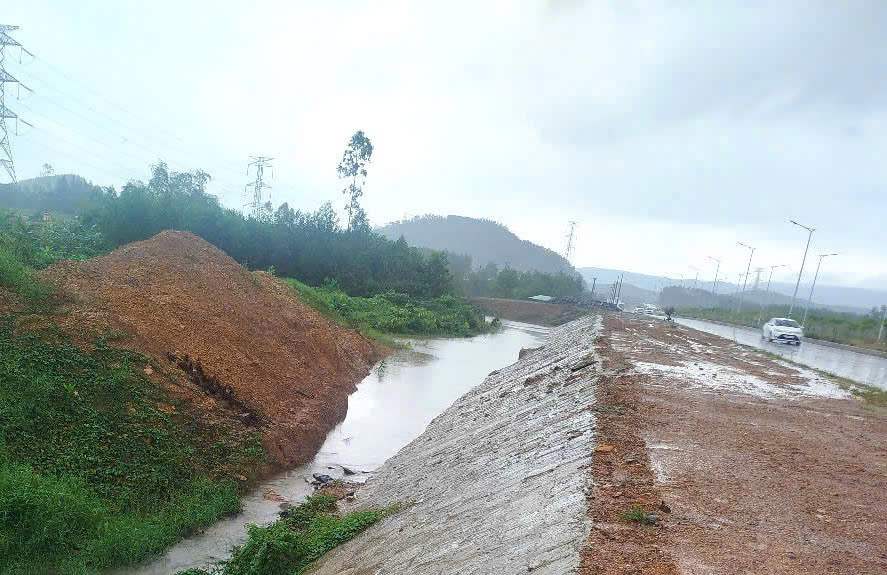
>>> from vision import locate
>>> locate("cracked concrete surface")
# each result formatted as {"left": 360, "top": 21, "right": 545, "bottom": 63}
{"left": 307, "top": 315, "right": 601, "bottom": 575}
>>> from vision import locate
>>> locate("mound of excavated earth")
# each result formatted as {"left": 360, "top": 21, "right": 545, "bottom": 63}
{"left": 41, "top": 230, "right": 380, "bottom": 466}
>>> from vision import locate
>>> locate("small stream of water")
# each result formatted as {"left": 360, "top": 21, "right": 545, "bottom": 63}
{"left": 117, "top": 320, "right": 548, "bottom": 575}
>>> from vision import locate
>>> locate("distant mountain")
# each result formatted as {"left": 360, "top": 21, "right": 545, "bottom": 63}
{"left": 592, "top": 282, "right": 659, "bottom": 307}
{"left": 0, "top": 174, "right": 103, "bottom": 215}
{"left": 377, "top": 215, "right": 575, "bottom": 275}
{"left": 580, "top": 266, "right": 886, "bottom": 313}
{"left": 579, "top": 267, "right": 674, "bottom": 293}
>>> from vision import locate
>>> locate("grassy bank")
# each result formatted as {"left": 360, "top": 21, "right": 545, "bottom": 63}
{"left": 177, "top": 494, "right": 401, "bottom": 575}
{"left": 286, "top": 279, "right": 495, "bottom": 339}
{"left": 0, "top": 319, "right": 266, "bottom": 575}
{"left": 677, "top": 305, "right": 887, "bottom": 353}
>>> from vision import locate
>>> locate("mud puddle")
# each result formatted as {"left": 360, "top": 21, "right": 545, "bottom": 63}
{"left": 114, "top": 320, "right": 548, "bottom": 575}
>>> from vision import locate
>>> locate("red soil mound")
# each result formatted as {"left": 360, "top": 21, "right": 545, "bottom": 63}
{"left": 41, "top": 230, "right": 380, "bottom": 466}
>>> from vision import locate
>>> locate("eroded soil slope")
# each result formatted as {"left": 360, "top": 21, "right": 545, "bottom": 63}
{"left": 41, "top": 230, "right": 380, "bottom": 466}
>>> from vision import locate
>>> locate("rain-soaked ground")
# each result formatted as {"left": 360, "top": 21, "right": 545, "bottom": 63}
{"left": 115, "top": 320, "right": 548, "bottom": 575}
{"left": 675, "top": 317, "right": 887, "bottom": 389}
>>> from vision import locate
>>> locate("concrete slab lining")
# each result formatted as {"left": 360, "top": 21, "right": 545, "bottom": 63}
{"left": 309, "top": 315, "right": 601, "bottom": 575}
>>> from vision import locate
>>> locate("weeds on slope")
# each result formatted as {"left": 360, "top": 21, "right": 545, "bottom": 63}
{"left": 176, "top": 495, "right": 402, "bottom": 575}
{"left": 0, "top": 319, "right": 266, "bottom": 575}
{"left": 286, "top": 278, "right": 495, "bottom": 340}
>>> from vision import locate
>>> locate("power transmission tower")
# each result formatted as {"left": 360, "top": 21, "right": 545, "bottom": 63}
{"left": 564, "top": 220, "right": 577, "bottom": 262}
{"left": 0, "top": 25, "right": 33, "bottom": 184}
{"left": 752, "top": 267, "right": 764, "bottom": 291}
{"left": 244, "top": 156, "right": 273, "bottom": 219}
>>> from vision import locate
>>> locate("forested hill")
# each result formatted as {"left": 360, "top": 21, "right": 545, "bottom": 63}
{"left": 0, "top": 174, "right": 103, "bottom": 214}
{"left": 377, "top": 215, "right": 575, "bottom": 274}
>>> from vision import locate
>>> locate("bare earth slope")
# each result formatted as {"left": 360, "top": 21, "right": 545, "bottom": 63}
{"left": 41, "top": 230, "right": 379, "bottom": 466}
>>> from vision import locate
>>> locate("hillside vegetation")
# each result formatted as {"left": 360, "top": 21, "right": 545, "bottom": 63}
{"left": 378, "top": 215, "right": 575, "bottom": 275}
{"left": 0, "top": 174, "right": 103, "bottom": 215}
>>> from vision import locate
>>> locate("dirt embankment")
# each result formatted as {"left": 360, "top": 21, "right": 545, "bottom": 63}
{"left": 472, "top": 296, "right": 589, "bottom": 327}
{"left": 40, "top": 230, "right": 382, "bottom": 467}
{"left": 581, "top": 314, "right": 887, "bottom": 574}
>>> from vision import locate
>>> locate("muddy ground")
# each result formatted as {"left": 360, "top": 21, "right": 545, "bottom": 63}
{"left": 581, "top": 313, "right": 887, "bottom": 574}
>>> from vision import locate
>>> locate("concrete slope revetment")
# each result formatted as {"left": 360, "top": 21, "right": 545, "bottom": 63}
{"left": 309, "top": 315, "right": 602, "bottom": 575}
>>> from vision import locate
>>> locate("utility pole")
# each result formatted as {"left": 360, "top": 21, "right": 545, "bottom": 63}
{"left": 735, "top": 242, "right": 755, "bottom": 316}
{"left": 0, "top": 25, "right": 33, "bottom": 184}
{"left": 564, "top": 220, "right": 577, "bottom": 263}
{"left": 757, "top": 264, "right": 788, "bottom": 327}
{"left": 788, "top": 220, "right": 815, "bottom": 318}
{"left": 707, "top": 255, "right": 721, "bottom": 308}
{"left": 244, "top": 156, "right": 273, "bottom": 220}
{"left": 615, "top": 273, "right": 624, "bottom": 308}
{"left": 588, "top": 277, "right": 596, "bottom": 303}
{"left": 688, "top": 265, "right": 700, "bottom": 308}
{"left": 802, "top": 253, "right": 838, "bottom": 328}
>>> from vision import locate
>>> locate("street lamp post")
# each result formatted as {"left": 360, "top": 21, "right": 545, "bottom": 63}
{"left": 788, "top": 220, "right": 815, "bottom": 317}
{"left": 757, "top": 264, "right": 788, "bottom": 327}
{"left": 736, "top": 242, "right": 755, "bottom": 316}
{"left": 689, "top": 265, "right": 700, "bottom": 308}
{"left": 707, "top": 256, "right": 721, "bottom": 308}
{"left": 878, "top": 306, "right": 886, "bottom": 344}
{"left": 801, "top": 253, "right": 838, "bottom": 328}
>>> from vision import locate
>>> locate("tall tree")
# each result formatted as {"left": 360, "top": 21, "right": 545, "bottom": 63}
{"left": 336, "top": 130, "right": 373, "bottom": 231}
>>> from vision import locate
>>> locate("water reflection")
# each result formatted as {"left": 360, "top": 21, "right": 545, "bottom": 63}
{"left": 115, "top": 319, "right": 548, "bottom": 575}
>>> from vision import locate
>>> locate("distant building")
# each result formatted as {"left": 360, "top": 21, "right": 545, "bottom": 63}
{"left": 528, "top": 295, "right": 554, "bottom": 302}
{"left": 41, "top": 212, "right": 53, "bottom": 223}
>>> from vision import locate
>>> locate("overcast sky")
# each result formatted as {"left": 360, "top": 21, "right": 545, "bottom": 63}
{"left": 5, "top": 1, "right": 886, "bottom": 289}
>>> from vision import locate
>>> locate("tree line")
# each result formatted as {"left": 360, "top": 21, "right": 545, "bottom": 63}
{"left": 3, "top": 130, "right": 587, "bottom": 303}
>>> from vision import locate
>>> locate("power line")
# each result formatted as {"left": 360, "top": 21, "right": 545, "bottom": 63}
{"left": 0, "top": 25, "right": 33, "bottom": 183}
{"left": 245, "top": 156, "right": 273, "bottom": 219}
{"left": 7, "top": 43, "right": 331, "bottom": 213}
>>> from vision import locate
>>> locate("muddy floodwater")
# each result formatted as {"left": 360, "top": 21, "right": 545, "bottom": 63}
{"left": 115, "top": 320, "right": 548, "bottom": 575}
{"left": 676, "top": 317, "right": 887, "bottom": 389}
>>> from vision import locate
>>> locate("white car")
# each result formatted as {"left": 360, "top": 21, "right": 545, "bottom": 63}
{"left": 762, "top": 318, "right": 803, "bottom": 345}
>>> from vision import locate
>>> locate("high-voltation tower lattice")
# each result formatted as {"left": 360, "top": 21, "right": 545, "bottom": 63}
{"left": 244, "top": 156, "right": 273, "bottom": 219}
{"left": 564, "top": 220, "right": 578, "bottom": 262}
{"left": 0, "top": 25, "right": 33, "bottom": 184}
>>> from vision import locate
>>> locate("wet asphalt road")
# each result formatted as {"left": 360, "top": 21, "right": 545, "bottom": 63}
{"left": 675, "top": 317, "right": 887, "bottom": 390}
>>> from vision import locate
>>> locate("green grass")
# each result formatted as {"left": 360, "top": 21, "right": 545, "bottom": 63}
{"left": 620, "top": 505, "right": 656, "bottom": 525}
{"left": 0, "top": 244, "right": 55, "bottom": 304}
{"left": 0, "top": 319, "right": 265, "bottom": 575}
{"left": 286, "top": 279, "right": 493, "bottom": 339}
{"left": 177, "top": 495, "right": 401, "bottom": 575}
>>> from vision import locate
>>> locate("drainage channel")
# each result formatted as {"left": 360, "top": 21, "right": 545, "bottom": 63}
{"left": 114, "top": 320, "right": 549, "bottom": 575}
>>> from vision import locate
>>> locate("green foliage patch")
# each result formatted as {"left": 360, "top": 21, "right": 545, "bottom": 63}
{"left": 0, "top": 319, "right": 264, "bottom": 574}
{"left": 176, "top": 495, "right": 398, "bottom": 575}
{"left": 286, "top": 279, "right": 492, "bottom": 338}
